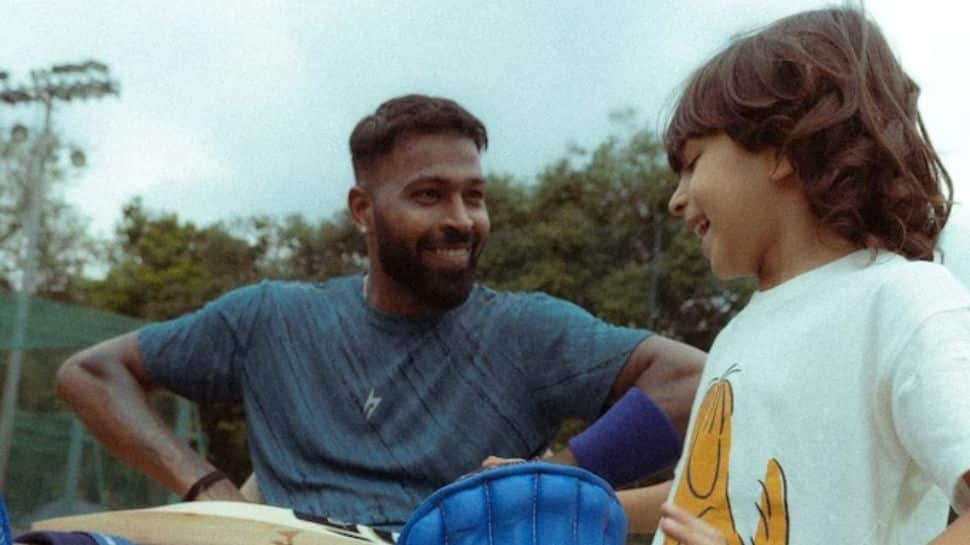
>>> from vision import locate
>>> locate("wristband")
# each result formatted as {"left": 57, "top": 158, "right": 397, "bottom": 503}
{"left": 568, "top": 388, "right": 682, "bottom": 487}
{"left": 183, "top": 470, "right": 229, "bottom": 501}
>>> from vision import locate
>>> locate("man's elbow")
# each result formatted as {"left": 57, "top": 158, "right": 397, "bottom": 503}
{"left": 57, "top": 333, "right": 149, "bottom": 402}
{"left": 632, "top": 337, "right": 705, "bottom": 436}
{"left": 55, "top": 347, "right": 129, "bottom": 407}
{"left": 56, "top": 353, "right": 98, "bottom": 405}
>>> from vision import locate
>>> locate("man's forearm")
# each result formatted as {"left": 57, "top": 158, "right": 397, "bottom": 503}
{"left": 629, "top": 336, "right": 705, "bottom": 435}
{"left": 56, "top": 357, "right": 241, "bottom": 500}
{"left": 618, "top": 480, "right": 672, "bottom": 534}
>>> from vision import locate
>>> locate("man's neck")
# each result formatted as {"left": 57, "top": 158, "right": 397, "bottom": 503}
{"left": 364, "top": 270, "right": 440, "bottom": 316}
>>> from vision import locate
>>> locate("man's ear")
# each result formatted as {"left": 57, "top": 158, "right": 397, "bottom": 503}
{"left": 348, "top": 185, "right": 372, "bottom": 235}
{"left": 770, "top": 153, "right": 795, "bottom": 183}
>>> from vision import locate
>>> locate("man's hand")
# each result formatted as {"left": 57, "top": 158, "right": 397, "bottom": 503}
{"left": 192, "top": 477, "right": 249, "bottom": 502}
{"left": 481, "top": 447, "right": 577, "bottom": 470}
{"left": 480, "top": 456, "right": 525, "bottom": 469}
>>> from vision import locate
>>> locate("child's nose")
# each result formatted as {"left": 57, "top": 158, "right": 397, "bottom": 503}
{"left": 668, "top": 185, "right": 688, "bottom": 217}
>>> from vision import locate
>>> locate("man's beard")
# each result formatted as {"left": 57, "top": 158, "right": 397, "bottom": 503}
{"left": 373, "top": 213, "right": 484, "bottom": 310}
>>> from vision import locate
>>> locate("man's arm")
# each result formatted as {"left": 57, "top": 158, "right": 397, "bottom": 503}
{"left": 545, "top": 335, "right": 705, "bottom": 468}
{"left": 617, "top": 480, "right": 672, "bottom": 535}
{"left": 610, "top": 334, "right": 706, "bottom": 434}
{"left": 55, "top": 331, "right": 244, "bottom": 501}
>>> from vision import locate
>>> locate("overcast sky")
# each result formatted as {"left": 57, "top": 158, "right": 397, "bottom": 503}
{"left": 4, "top": 1, "right": 969, "bottom": 239}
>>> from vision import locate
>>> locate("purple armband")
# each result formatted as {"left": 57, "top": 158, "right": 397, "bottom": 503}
{"left": 568, "top": 387, "right": 682, "bottom": 487}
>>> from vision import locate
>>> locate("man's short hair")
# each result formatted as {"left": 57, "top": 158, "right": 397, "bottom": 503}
{"left": 349, "top": 94, "right": 488, "bottom": 181}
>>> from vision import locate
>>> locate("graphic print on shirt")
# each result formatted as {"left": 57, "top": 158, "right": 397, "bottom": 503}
{"left": 664, "top": 365, "right": 789, "bottom": 545}
{"left": 363, "top": 388, "right": 382, "bottom": 421}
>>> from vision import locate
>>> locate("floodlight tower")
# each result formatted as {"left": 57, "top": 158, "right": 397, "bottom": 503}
{"left": 0, "top": 61, "right": 119, "bottom": 489}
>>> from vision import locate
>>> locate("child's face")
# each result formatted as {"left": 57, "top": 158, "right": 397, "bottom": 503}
{"left": 668, "top": 132, "right": 788, "bottom": 283}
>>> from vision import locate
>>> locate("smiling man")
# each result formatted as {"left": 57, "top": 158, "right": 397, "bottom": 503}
{"left": 348, "top": 118, "right": 489, "bottom": 314}
{"left": 55, "top": 94, "right": 704, "bottom": 533}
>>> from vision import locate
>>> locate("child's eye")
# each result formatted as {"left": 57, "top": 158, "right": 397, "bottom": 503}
{"left": 685, "top": 153, "right": 701, "bottom": 172}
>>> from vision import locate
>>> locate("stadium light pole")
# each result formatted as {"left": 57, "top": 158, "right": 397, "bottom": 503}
{"left": 0, "top": 61, "right": 119, "bottom": 490}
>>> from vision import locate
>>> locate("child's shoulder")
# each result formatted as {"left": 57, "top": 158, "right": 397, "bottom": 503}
{"left": 867, "top": 254, "right": 970, "bottom": 317}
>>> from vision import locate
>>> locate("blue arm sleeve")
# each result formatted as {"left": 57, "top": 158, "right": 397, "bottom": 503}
{"left": 568, "top": 387, "right": 682, "bottom": 486}
{"left": 137, "top": 283, "right": 266, "bottom": 403}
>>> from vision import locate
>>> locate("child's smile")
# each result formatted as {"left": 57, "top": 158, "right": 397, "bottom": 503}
{"left": 685, "top": 213, "right": 710, "bottom": 255}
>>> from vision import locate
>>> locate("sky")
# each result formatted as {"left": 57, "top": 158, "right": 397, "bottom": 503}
{"left": 4, "top": 0, "right": 969, "bottom": 240}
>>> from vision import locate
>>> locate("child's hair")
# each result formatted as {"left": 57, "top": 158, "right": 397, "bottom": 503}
{"left": 664, "top": 7, "right": 951, "bottom": 261}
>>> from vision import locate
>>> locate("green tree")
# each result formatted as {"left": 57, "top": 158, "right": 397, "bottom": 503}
{"left": 262, "top": 212, "right": 365, "bottom": 281}
{"left": 478, "top": 117, "right": 751, "bottom": 351}
{"left": 82, "top": 200, "right": 369, "bottom": 483}
{"left": 81, "top": 198, "right": 271, "bottom": 482}
{"left": 0, "top": 123, "right": 95, "bottom": 300}
{"left": 84, "top": 198, "right": 264, "bottom": 320}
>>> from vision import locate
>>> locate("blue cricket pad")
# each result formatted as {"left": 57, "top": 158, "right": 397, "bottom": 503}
{"left": 14, "top": 532, "right": 136, "bottom": 545}
{"left": 397, "top": 461, "right": 627, "bottom": 545}
{"left": 568, "top": 387, "right": 682, "bottom": 487}
{"left": 1, "top": 494, "right": 11, "bottom": 545}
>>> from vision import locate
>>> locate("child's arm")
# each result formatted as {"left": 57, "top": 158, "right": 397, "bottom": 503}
{"left": 657, "top": 503, "right": 726, "bottom": 544}
{"left": 929, "top": 472, "right": 970, "bottom": 545}
{"left": 616, "top": 480, "right": 672, "bottom": 534}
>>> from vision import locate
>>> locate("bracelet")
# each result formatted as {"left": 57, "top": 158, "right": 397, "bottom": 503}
{"left": 183, "top": 469, "right": 229, "bottom": 501}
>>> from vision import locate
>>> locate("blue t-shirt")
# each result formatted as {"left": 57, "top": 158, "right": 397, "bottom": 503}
{"left": 139, "top": 275, "right": 648, "bottom": 531}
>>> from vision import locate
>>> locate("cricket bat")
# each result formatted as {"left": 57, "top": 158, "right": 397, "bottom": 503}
{"left": 29, "top": 501, "right": 397, "bottom": 545}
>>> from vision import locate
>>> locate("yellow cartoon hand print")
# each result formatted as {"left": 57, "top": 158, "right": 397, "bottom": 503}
{"left": 664, "top": 366, "right": 789, "bottom": 545}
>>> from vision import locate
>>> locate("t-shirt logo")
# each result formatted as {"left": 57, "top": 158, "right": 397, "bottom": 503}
{"left": 664, "top": 364, "right": 789, "bottom": 545}
{"left": 363, "top": 388, "right": 382, "bottom": 420}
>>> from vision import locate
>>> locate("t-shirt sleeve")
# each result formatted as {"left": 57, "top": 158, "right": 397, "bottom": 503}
{"left": 137, "top": 283, "right": 266, "bottom": 403}
{"left": 509, "top": 293, "right": 650, "bottom": 423}
{"left": 892, "top": 308, "right": 970, "bottom": 512}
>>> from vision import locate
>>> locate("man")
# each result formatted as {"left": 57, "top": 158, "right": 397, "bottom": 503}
{"left": 55, "top": 94, "right": 704, "bottom": 532}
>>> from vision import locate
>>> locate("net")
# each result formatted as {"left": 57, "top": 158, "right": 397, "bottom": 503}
{"left": 0, "top": 292, "right": 179, "bottom": 530}
{"left": 0, "top": 292, "right": 144, "bottom": 350}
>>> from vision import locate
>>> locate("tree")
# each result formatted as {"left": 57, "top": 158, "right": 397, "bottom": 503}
{"left": 82, "top": 199, "right": 369, "bottom": 483}
{"left": 259, "top": 212, "right": 365, "bottom": 282}
{"left": 478, "top": 116, "right": 751, "bottom": 351}
{"left": 85, "top": 198, "right": 263, "bottom": 320}
{"left": 0, "top": 123, "right": 94, "bottom": 300}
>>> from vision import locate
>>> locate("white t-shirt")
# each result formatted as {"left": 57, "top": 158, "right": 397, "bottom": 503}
{"left": 939, "top": 206, "right": 970, "bottom": 289}
{"left": 654, "top": 251, "right": 970, "bottom": 545}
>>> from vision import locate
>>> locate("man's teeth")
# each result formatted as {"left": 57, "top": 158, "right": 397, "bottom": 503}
{"left": 434, "top": 248, "right": 470, "bottom": 257}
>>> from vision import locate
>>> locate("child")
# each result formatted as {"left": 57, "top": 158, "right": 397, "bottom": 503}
{"left": 632, "top": 6, "right": 970, "bottom": 545}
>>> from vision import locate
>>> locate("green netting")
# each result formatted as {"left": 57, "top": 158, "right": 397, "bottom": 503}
{"left": 5, "top": 408, "right": 171, "bottom": 530}
{"left": 0, "top": 293, "right": 167, "bottom": 530}
{"left": 0, "top": 291, "right": 144, "bottom": 350}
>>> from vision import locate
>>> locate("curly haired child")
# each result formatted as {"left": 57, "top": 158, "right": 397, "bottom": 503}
{"left": 621, "top": 7, "right": 970, "bottom": 545}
